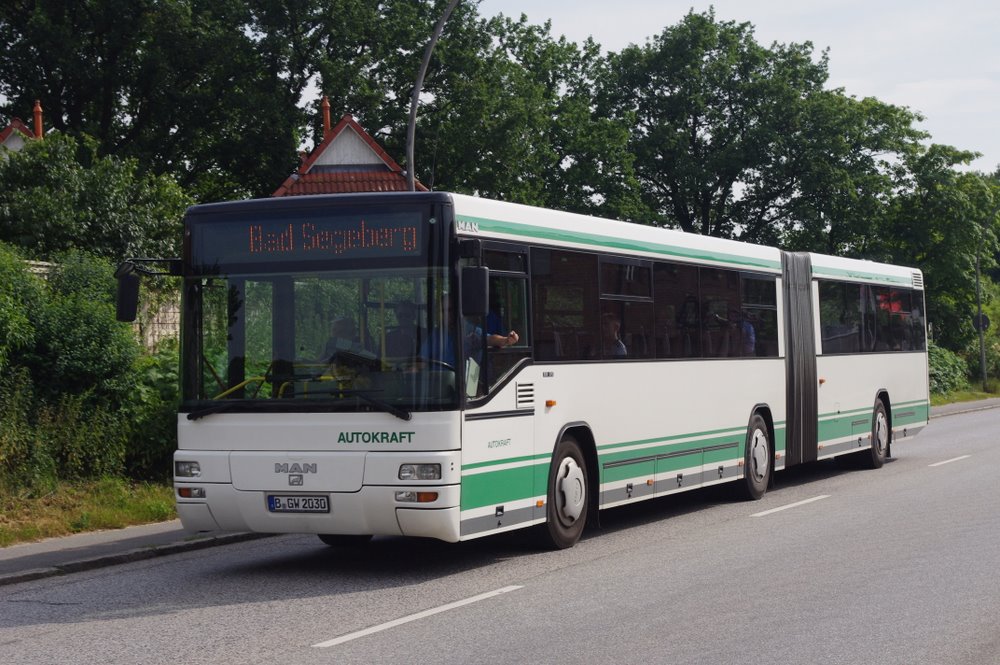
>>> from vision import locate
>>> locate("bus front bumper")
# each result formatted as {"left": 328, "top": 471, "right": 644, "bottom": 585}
{"left": 175, "top": 483, "right": 461, "bottom": 543}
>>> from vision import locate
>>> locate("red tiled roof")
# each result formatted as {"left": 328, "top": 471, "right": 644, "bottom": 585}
{"left": 273, "top": 112, "right": 426, "bottom": 196}
{"left": 277, "top": 171, "right": 428, "bottom": 196}
{"left": 0, "top": 117, "right": 34, "bottom": 145}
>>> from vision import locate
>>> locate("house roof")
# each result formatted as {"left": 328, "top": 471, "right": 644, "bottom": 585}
{"left": 273, "top": 112, "right": 427, "bottom": 197}
{"left": 0, "top": 117, "right": 34, "bottom": 150}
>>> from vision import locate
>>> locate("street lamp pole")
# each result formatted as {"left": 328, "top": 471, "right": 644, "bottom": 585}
{"left": 976, "top": 240, "right": 988, "bottom": 391}
{"left": 406, "top": 0, "right": 462, "bottom": 192}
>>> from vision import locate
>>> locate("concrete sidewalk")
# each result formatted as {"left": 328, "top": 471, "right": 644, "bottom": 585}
{"left": 0, "top": 520, "right": 270, "bottom": 587}
{"left": 1, "top": 396, "right": 997, "bottom": 588}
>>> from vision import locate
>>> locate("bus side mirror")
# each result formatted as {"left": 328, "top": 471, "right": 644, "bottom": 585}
{"left": 461, "top": 266, "right": 488, "bottom": 317}
{"left": 115, "top": 263, "right": 140, "bottom": 322}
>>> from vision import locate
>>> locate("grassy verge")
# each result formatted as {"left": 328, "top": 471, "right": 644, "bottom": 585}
{"left": 0, "top": 477, "right": 175, "bottom": 548}
{"left": 930, "top": 379, "right": 1000, "bottom": 407}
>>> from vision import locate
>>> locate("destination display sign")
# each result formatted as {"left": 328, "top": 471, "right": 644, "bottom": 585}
{"left": 189, "top": 209, "right": 424, "bottom": 270}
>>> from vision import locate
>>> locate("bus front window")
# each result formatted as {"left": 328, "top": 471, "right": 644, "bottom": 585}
{"left": 188, "top": 267, "right": 459, "bottom": 412}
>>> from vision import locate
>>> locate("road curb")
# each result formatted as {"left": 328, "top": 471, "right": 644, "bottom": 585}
{"left": 0, "top": 532, "right": 273, "bottom": 588}
{"left": 930, "top": 401, "right": 1000, "bottom": 419}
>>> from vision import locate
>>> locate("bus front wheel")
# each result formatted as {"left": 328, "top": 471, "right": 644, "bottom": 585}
{"left": 539, "top": 435, "right": 589, "bottom": 549}
{"left": 741, "top": 413, "right": 771, "bottom": 500}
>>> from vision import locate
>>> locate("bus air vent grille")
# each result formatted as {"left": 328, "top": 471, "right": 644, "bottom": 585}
{"left": 912, "top": 272, "right": 924, "bottom": 289}
{"left": 516, "top": 383, "right": 535, "bottom": 409}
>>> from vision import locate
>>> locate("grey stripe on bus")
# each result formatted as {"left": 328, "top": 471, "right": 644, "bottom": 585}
{"left": 603, "top": 442, "right": 739, "bottom": 470}
{"left": 817, "top": 438, "right": 871, "bottom": 457}
{"left": 465, "top": 409, "right": 535, "bottom": 422}
{"left": 460, "top": 505, "right": 538, "bottom": 537}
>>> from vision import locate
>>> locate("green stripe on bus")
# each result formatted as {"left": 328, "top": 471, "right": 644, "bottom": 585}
{"left": 456, "top": 214, "right": 781, "bottom": 271}
{"left": 458, "top": 213, "right": 919, "bottom": 286}
{"left": 460, "top": 462, "right": 549, "bottom": 511}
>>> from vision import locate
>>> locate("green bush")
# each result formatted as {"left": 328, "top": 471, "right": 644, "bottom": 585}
{"left": 36, "top": 394, "right": 128, "bottom": 480}
{"left": 24, "top": 251, "right": 139, "bottom": 410}
{"left": 928, "top": 340, "right": 969, "bottom": 394}
{"left": 0, "top": 368, "right": 56, "bottom": 493}
{"left": 126, "top": 339, "right": 180, "bottom": 480}
{"left": 0, "top": 248, "right": 147, "bottom": 492}
{"left": 962, "top": 334, "right": 1000, "bottom": 386}
{"left": 0, "top": 243, "right": 42, "bottom": 373}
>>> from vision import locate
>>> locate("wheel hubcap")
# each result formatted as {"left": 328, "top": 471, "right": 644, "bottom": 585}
{"left": 749, "top": 429, "right": 768, "bottom": 483}
{"left": 875, "top": 411, "right": 888, "bottom": 455}
{"left": 557, "top": 458, "right": 586, "bottom": 523}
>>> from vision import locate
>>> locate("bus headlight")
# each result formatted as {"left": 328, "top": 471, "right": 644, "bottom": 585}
{"left": 398, "top": 463, "right": 441, "bottom": 481}
{"left": 175, "top": 461, "right": 201, "bottom": 478}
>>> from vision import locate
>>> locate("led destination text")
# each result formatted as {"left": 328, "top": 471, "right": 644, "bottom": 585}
{"left": 247, "top": 220, "right": 419, "bottom": 257}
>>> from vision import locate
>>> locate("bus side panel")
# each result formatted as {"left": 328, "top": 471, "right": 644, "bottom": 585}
{"left": 815, "top": 352, "right": 929, "bottom": 458}
{"left": 460, "top": 366, "right": 543, "bottom": 539}
{"left": 528, "top": 359, "right": 786, "bottom": 511}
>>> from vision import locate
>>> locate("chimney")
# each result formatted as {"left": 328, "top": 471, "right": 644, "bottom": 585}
{"left": 33, "top": 100, "right": 43, "bottom": 139}
{"left": 322, "top": 96, "right": 331, "bottom": 139}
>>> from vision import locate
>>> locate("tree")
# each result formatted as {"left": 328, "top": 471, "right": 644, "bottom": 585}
{"left": 880, "top": 145, "right": 1000, "bottom": 351}
{"left": 0, "top": 132, "right": 190, "bottom": 260}
{"left": 0, "top": 0, "right": 310, "bottom": 201}
{"left": 599, "top": 9, "right": 924, "bottom": 243}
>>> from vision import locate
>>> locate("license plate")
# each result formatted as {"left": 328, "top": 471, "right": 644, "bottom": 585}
{"left": 267, "top": 495, "right": 330, "bottom": 513}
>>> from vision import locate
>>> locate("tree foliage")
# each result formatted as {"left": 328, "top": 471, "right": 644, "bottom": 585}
{"left": 0, "top": 0, "right": 307, "bottom": 201}
{"left": 0, "top": 132, "right": 190, "bottom": 260}
{"left": 2, "top": 1, "right": 999, "bottom": 363}
{"left": 599, "top": 9, "right": 926, "bottom": 245}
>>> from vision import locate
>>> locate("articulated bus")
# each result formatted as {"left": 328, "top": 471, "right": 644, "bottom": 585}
{"left": 142, "top": 192, "right": 928, "bottom": 549}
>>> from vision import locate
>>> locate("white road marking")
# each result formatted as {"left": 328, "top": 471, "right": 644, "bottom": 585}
{"left": 751, "top": 495, "right": 830, "bottom": 518}
{"left": 928, "top": 455, "right": 971, "bottom": 467}
{"left": 312, "top": 585, "right": 524, "bottom": 648}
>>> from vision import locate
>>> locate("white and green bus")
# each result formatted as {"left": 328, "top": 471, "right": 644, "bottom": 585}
{"left": 126, "top": 192, "right": 928, "bottom": 549}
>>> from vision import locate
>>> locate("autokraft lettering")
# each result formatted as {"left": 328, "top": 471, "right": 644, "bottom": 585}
{"left": 337, "top": 431, "right": 415, "bottom": 444}
{"left": 274, "top": 463, "right": 318, "bottom": 474}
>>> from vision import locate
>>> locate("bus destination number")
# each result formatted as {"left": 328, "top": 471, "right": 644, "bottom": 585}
{"left": 267, "top": 495, "right": 330, "bottom": 513}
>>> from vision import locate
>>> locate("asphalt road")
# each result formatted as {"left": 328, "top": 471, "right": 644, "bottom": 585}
{"left": 1, "top": 409, "right": 998, "bottom": 665}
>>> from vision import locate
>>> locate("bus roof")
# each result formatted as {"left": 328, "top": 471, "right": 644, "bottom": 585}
{"left": 449, "top": 193, "right": 923, "bottom": 289}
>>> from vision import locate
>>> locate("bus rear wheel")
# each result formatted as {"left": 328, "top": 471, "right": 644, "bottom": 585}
{"left": 538, "top": 435, "right": 589, "bottom": 549}
{"left": 741, "top": 413, "right": 771, "bottom": 500}
{"left": 862, "top": 400, "right": 889, "bottom": 469}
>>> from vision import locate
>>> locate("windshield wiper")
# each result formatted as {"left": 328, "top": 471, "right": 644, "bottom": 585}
{"left": 186, "top": 401, "right": 247, "bottom": 421}
{"left": 316, "top": 388, "right": 412, "bottom": 421}
{"left": 185, "top": 390, "right": 412, "bottom": 422}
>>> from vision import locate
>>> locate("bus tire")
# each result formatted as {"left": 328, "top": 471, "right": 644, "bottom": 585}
{"left": 318, "top": 534, "right": 373, "bottom": 547}
{"left": 538, "top": 435, "right": 589, "bottom": 549}
{"left": 741, "top": 413, "right": 771, "bottom": 500}
{"left": 863, "top": 400, "right": 889, "bottom": 469}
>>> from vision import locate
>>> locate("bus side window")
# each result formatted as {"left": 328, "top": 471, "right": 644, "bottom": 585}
{"left": 531, "top": 249, "right": 598, "bottom": 362}
{"left": 654, "top": 262, "right": 700, "bottom": 358}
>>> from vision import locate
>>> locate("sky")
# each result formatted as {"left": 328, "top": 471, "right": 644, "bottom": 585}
{"left": 478, "top": 0, "right": 1000, "bottom": 174}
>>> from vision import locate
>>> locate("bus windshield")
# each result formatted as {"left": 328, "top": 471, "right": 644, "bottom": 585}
{"left": 184, "top": 266, "right": 461, "bottom": 414}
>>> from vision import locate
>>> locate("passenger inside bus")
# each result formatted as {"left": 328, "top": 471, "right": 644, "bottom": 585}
{"left": 324, "top": 317, "right": 362, "bottom": 356}
{"left": 602, "top": 313, "right": 627, "bottom": 357}
{"left": 384, "top": 301, "right": 418, "bottom": 357}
